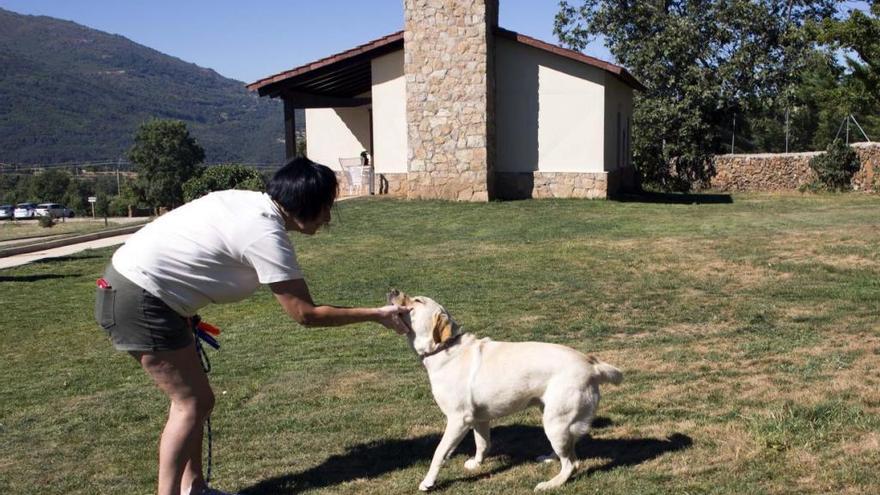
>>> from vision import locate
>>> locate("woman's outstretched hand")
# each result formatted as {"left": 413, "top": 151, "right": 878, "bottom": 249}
{"left": 377, "top": 304, "right": 412, "bottom": 335}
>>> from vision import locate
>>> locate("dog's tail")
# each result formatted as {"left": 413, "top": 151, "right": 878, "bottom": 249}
{"left": 590, "top": 357, "right": 623, "bottom": 385}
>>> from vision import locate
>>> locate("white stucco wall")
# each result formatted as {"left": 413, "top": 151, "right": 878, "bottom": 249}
{"left": 371, "top": 50, "right": 408, "bottom": 174}
{"left": 495, "top": 37, "right": 607, "bottom": 173}
{"left": 305, "top": 106, "right": 371, "bottom": 171}
{"left": 603, "top": 76, "right": 634, "bottom": 172}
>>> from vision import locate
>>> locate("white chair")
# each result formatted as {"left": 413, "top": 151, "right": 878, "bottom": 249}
{"left": 339, "top": 157, "right": 372, "bottom": 196}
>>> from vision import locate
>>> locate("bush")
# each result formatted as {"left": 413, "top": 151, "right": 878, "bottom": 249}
{"left": 182, "top": 164, "right": 265, "bottom": 202}
{"left": 809, "top": 140, "right": 861, "bottom": 191}
{"left": 108, "top": 181, "right": 146, "bottom": 217}
{"left": 38, "top": 215, "right": 55, "bottom": 228}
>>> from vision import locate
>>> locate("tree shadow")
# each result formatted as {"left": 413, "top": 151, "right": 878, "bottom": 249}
{"left": 610, "top": 191, "right": 733, "bottom": 204}
{"left": 240, "top": 419, "right": 692, "bottom": 494}
{"left": 0, "top": 273, "right": 80, "bottom": 282}
{"left": 30, "top": 254, "right": 103, "bottom": 264}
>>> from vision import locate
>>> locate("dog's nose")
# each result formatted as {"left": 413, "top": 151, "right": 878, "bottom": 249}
{"left": 387, "top": 289, "right": 399, "bottom": 304}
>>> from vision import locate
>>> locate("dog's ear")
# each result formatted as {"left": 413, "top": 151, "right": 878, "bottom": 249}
{"left": 431, "top": 311, "right": 454, "bottom": 344}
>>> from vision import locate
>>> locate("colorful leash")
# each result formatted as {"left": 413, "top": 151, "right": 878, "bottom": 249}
{"left": 190, "top": 315, "right": 221, "bottom": 483}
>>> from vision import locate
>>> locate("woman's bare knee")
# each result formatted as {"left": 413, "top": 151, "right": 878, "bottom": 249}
{"left": 135, "top": 345, "right": 214, "bottom": 410}
{"left": 173, "top": 388, "right": 215, "bottom": 419}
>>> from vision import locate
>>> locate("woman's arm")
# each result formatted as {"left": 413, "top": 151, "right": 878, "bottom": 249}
{"left": 269, "top": 278, "right": 411, "bottom": 334}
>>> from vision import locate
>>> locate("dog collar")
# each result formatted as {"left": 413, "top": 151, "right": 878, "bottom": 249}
{"left": 419, "top": 333, "right": 464, "bottom": 360}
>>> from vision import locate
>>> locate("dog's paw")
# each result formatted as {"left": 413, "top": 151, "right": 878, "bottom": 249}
{"left": 418, "top": 480, "right": 434, "bottom": 492}
{"left": 464, "top": 458, "right": 481, "bottom": 470}
{"left": 534, "top": 481, "right": 555, "bottom": 491}
{"left": 535, "top": 453, "right": 557, "bottom": 463}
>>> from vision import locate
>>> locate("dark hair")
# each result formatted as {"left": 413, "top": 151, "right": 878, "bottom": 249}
{"left": 267, "top": 157, "right": 338, "bottom": 222}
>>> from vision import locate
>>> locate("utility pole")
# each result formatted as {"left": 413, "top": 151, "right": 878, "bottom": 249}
{"left": 731, "top": 114, "right": 736, "bottom": 153}
{"left": 785, "top": 108, "right": 790, "bottom": 153}
{"left": 116, "top": 157, "right": 121, "bottom": 195}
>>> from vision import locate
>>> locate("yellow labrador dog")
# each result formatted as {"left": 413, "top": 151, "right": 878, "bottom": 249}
{"left": 388, "top": 289, "right": 622, "bottom": 492}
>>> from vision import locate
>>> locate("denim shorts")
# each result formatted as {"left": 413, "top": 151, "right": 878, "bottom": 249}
{"left": 94, "top": 264, "right": 194, "bottom": 352}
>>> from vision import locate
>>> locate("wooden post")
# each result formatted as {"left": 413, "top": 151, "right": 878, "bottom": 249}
{"left": 284, "top": 98, "right": 297, "bottom": 159}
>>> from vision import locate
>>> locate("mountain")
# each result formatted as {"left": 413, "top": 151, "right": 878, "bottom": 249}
{"left": 0, "top": 7, "right": 300, "bottom": 165}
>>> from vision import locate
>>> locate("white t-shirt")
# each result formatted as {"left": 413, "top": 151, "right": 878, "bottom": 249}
{"left": 112, "top": 190, "right": 302, "bottom": 316}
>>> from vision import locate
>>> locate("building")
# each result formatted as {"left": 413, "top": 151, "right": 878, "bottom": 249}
{"left": 247, "top": 0, "right": 644, "bottom": 200}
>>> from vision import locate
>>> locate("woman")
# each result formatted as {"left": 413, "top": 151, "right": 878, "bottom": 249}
{"left": 95, "top": 157, "right": 411, "bottom": 495}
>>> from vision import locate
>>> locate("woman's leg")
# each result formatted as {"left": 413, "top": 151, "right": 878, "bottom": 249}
{"left": 183, "top": 424, "right": 205, "bottom": 493}
{"left": 132, "top": 342, "right": 214, "bottom": 495}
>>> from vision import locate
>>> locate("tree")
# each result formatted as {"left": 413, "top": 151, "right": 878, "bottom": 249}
{"left": 182, "top": 164, "right": 265, "bottom": 202}
{"left": 739, "top": 49, "right": 847, "bottom": 152}
{"left": 554, "top": 0, "right": 838, "bottom": 190}
{"left": 0, "top": 175, "right": 21, "bottom": 204}
{"left": 62, "top": 178, "right": 90, "bottom": 215}
{"left": 128, "top": 119, "right": 205, "bottom": 210}
{"left": 819, "top": 1, "right": 880, "bottom": 141}
{"left": 29, "top": 169, "right": 71, "bottom": 202}
{"left": 109, "top": 179, "right": 147, "bottom": 217}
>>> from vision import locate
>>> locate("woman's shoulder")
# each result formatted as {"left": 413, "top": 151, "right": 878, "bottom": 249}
{"left": 206, "top": 190, "right": 286, "bottom": 237}
{"left": 201, "top": 190, "right": 277, "bottom": 216}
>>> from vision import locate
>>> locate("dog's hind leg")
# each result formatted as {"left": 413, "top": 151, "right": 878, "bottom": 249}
{"left": 535, "top": 407, "right": 578, "bottom": 491}
{"left": 419, "top": 416, "right": 471, "bottom": 491}
{"left": 464, "top": 420, "right": 490, "bottom": 470}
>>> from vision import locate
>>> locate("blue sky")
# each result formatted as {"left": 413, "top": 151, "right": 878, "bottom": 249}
{"left": 0, "top": 0, "right": 613, "bottom": 83}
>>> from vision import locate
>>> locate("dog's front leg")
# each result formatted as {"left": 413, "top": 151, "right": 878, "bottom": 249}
{"left": 419, "top": 417, "right": 470, "bottom": 491}
{"left": 464, "top": 420, "right": 490, "bottom": 470}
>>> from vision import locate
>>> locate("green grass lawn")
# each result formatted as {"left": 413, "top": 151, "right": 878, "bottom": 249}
{"left": 0, "top": 218, "right": 142, "bottom": 243}
{"left": 1, "top": 193, "right": 879, "bottom": 494}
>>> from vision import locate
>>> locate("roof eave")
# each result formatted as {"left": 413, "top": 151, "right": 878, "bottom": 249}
{"left": 247, "top": 31, "right": 404, "bottom": 96}
{"left": 494, "top": 27, "right": 646, "bottom": 92}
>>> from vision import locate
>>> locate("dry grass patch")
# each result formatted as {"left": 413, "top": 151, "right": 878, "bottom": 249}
{"left": 840, "top": 432, "right": 880, "bottom": 456}
{"left": 322, "top": 370, "right": 384, "bottom": 399}
{"left": 765, "top": 228, "right": 880, "bottom": 270}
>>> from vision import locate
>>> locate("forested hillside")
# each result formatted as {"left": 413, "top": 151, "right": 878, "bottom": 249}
{"left": 0, "top": 7, "right": 298, "bottom": 164}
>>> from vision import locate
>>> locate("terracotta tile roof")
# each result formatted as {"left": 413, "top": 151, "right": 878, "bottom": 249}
{"left": 247, "top": 27, "right": 644, "bottom": 96}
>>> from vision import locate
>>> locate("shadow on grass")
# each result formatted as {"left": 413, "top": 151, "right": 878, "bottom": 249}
{"left": 0, "top": 273, "right": 80, "bottom": 282}
{"left": 241, "top": 419, "right": 692, "bottom": 494}
{"left": 30, "top": 254, "right": 104, "bottom": 264}
{"left": 611, "top": 191, "right": 733, "bottom": 204}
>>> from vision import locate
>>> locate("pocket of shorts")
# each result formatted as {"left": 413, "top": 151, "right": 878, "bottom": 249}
{"left": 94, "top": 287, "right": 116, "bottom": 330}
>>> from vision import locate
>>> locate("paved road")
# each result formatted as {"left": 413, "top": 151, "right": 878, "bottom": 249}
{"left": 0, "top": 234, "right": 131, "bottom": 270}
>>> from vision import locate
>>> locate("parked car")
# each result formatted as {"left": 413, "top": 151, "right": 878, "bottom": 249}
{"left": 0, "top": 204, "right": 13, "bottom": 220}
{"left": 35, "top": 203, "right": 74, "bottom": 218}
{"left": 13, "top": 202, "right": 37, "bottom": 219}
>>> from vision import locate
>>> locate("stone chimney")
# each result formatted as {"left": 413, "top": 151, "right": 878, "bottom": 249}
{"left": 404, "top": 0, "right": 498, "bottom": 201}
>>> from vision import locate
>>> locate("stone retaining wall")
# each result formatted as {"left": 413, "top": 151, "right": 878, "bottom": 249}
{"left": 711, "top": 142, "right": 879, "bottom": 192}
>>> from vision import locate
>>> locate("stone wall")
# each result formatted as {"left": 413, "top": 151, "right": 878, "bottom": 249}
{"left": 335, "top": 171, "right": 408, "bottom": 197}
{"left": 710, "top": 142, "right": 880, "bottom": 192}
{"left": 404, "top": 0, "right": 497, "bottom": 201}
{"left": 852, "top": 143, "right": 880, "bottom": 191}
{"left": 494, "top": 172, "right": 609, "bottom": 199}
{"left": 376, "top": 173, "right": 408, "bottom": 197}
